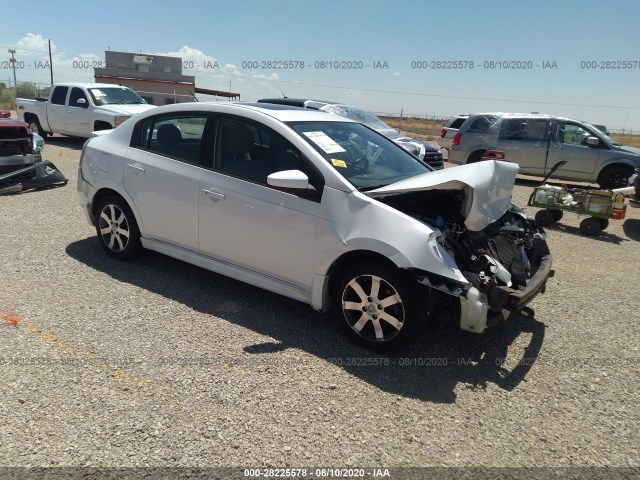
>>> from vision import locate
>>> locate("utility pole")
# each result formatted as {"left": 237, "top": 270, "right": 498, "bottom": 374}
{"left": 8, "top": 49, "right": 17, "bottom": 88}
{"left": 48, "top": 39, "right": 54, "bottom": 85}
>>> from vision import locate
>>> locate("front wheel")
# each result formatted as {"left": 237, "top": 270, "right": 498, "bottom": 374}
{"left": 599, "top": 166, "right": 632, "bottom": 190}
{"left": 535, "top": 209, "right": 555, "bottom": 226}
{"left": 333, "top": 261, "right": 422, "bottom": 352}
{"left": 27, "top": 116, "right": 48, "bottom": 139}
{"left": 95, "top": 196, "right": 143, "bottom": 260}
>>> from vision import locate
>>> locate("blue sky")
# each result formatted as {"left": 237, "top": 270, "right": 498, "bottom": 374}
{"left": 1, "top": 0, "right": 639, "bottom": 130}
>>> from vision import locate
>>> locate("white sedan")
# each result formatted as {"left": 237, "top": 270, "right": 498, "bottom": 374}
{"left": 78, "top": 102, "right": 553, "bottom": 351}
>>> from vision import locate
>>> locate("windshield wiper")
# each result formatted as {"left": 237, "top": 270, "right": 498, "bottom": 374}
{"left": 357, "top": 184, "right": 388, "bottom": 192}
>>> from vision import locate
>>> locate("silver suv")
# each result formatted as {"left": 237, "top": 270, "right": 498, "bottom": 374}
{"left": 448, "top": 113, "right": 640, "bottom": 189}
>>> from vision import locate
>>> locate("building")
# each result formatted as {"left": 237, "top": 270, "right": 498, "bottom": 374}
{"left": 94, "top": 51, "right": 240, "bottom": 105}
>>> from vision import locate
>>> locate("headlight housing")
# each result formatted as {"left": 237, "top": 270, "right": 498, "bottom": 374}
{"left": 32, "top": 133, "right": 45, "bottom": 153}
{"left": 114, "top": 115, "right": 131, "bottom": 128}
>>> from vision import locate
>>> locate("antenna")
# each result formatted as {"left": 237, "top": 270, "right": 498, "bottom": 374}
{"left": 279, "top": 87, "right": 287, "bottom": 98}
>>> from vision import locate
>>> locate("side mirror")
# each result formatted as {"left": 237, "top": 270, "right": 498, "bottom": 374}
{"left": 586, "top": 136, "right": 599, "bottom": 146}
{"left": 76, "top": 98, "right": 88, "bottom": 108}
{"left": 267, "top": 170, "right": 314, "bottom": 190}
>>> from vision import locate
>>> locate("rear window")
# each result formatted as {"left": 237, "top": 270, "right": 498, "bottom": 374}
{"left": 448, "top": 117, "right": 468, "bottom": 129}
{"left": 467, "top": 115, "right": 499, "bottom": 133}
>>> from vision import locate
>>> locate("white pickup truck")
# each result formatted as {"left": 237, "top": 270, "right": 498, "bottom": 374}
{"left": 17, "top": 83, "right": 155, "bottom": 138}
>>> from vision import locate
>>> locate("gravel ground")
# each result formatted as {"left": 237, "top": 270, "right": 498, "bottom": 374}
{"left": 0, "top": 136, "right": 639, "bottom": 472}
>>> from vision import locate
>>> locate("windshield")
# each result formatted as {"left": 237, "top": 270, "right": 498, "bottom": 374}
{"left": 89, "top": 87, "right": 145, "bottom": 106}
{"left": 319, "top": 104, "right": 402, "bottom": 139}
{"left": 320, "top": 105, "right": 382, "bottom": 124}
{"left": 585, "top": 123, "right": 619, "bottom": 146}
{"left": 288, "top": 121, "right": 432, "bottom": 190}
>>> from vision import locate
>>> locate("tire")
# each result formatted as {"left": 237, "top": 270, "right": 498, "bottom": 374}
{"left": 553, "top": 210, "right": 564, "bottom": 221}
{"left": 466, "top": 150, "right": 486, "bottom": 164}
{"left": 95, "top": 196, "right": 143, "bottom": 260}
{"left": 597, "top": 218, "right": 609, "bottom": 230}
{"left": 580, "top": 217, "right": 601, "bottom": 236}
{"left": 27, "top": 116, "right": 48, "bottom": 139}
{"left": 598, "top": 166, "right": 632, "bottom": 190}
{"left": 535, "top": 209, "right": 555, "bottom": 227}
{"left": 332, "top": 261, "right": 422, "bottom": 352}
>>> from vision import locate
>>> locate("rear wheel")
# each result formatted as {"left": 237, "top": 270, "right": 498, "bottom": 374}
{"left": 597, "top": 218, "right": 609, "bottom": 230}
{"left": 580, "top": 217, "right": 601, "bottom": 236}
{"left": 332, "top": 261, "right": 422, "bottom": 352}
{"left": 95, "top": 196, "right": 143, "bottom": 260}
{"left": 466, "top": 150, "right": 486, "bottom": 164}
{"left": 553, "top": 210, "right": 564, "bottom": 221}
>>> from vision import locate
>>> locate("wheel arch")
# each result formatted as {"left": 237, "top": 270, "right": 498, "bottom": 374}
{"left": 91, "top": 187, "right": 145, "bottom": 234}
{"left": 317, "top": 250, "right": 410, "bottom": 313}
{"left": 467, "top": 149, "right": 488, "bottom": 164}
{"left": 94, "top": 120, "right": 113, "bottom": 131}
{"left": 596, "top": 162, "right": 635, "bottom": 187}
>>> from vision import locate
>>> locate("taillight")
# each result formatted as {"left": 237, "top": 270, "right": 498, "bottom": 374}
{"left": 452, "top": 132, "right": 462, "bottom": 146}
{"left": 440, "top": 128, "right": 446, "bottom": 138}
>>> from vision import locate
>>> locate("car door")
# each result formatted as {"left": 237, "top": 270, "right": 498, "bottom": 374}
{"left": 47, "top": 86, "right": 69, "bottom": 134}
{"left": 66, "top": 87, "right": 92, "bottom": 137}
{"left": 496, "top": 117, "right": 550, "bottom": 176}
{"left": 545, "top": 120, "right": 601, "bottom": 181}
{"left": 123, "top": 113, "right": 210, "bottom": 250}
{"left": 198, "top": 116, "right": 322, "bottom": 290}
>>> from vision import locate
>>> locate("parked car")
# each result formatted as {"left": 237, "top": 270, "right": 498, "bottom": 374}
{"left": 17, "top": 82, "right": 156, "bottom": 139}
{"left": 0, "top": 118, "right": 67, "bottom": 193}
{"left": 437, "top": 115, "right": 469, "bottom": 150}
{"left": 257, "top": 98, "right": 444, "bottom": 169}
{"left": 78, "top": 102, "right": 552, "bottom": 351}
{"left": 448, "top": 113, "right": 640, "bottom": 189}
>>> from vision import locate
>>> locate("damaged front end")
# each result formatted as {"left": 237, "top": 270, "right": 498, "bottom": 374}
{"left": 0, "top": 119, "right": 67, "bottom": 194}
{"left": 368, "top": 161, "right": 553, "bottom": 333}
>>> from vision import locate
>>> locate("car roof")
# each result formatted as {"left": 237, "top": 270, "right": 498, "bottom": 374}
{"left": 53, "top": 82, "right": 133, "bottom": 89}
{"left": 257, "top": 98, "right": 336, "bottom": 109}
{"left": 124, "top": 101, "right": 355, "bottom": 124}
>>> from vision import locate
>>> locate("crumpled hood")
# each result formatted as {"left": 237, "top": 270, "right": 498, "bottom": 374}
{"left": 95, "top": 104, "right": 156, "bottom": 116}
{"left": 366, "top": 160, "right": 519, "bottom": 231}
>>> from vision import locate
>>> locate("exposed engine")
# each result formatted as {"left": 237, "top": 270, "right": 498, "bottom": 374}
{"left": 376, "top": 189, "right": 550, "bottom": 315}
{"left": 0, "top": 123, "right": 36, "bottom": 158}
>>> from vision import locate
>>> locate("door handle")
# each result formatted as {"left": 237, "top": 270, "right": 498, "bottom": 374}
{"left": 126, "top": 163, "right": 145, "bottom": 173}
{"left": 202, "top": 188, "right": 225, "bottom": 200}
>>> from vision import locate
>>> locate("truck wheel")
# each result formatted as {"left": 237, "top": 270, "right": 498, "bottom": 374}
{"left": 27, "top": 116, "right": 48, "bottom": 139}
{"left": 332, "top": 261, "right": 422, "bottom": 352}
{"left": 598, "top": 166, "right": 632, "bottom": 189}
{"left": 535, "top": 209, "right": 555, "bottom": 226}
{"left": 579, "top": 217, "right": 601, "bottom": 236}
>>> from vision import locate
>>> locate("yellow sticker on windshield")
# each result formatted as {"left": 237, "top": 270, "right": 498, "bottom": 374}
{"left": 331, "top": 159, "right": 347, "bottom": 168}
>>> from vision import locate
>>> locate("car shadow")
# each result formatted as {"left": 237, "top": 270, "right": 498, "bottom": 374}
{"left": 542, "top": 222, "right": 626, "bottom": 244}
{"left": 45, "top": 135, "right": 86, "bottom": 150}
{"left": 65, "top": 238, "right": 547, "bottom": 403}
{"left": 622, "top": 219, "right": 640, "bottom": 241}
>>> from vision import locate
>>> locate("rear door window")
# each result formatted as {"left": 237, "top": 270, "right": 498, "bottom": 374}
{"left": 50, "top": 86, "right": 69, "bottom": 106}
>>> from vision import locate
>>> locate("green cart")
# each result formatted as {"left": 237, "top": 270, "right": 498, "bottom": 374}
{"left": 527, "top": 161, "right": 628, "bottom": 236}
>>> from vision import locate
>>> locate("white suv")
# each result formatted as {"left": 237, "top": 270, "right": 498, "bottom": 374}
{"left": 78, "top": 102, "right": 553, "bottom": 351}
